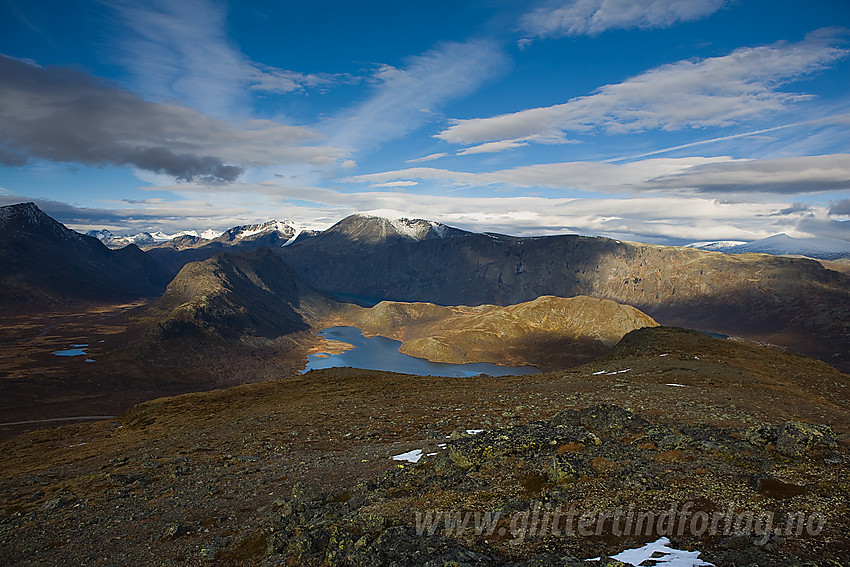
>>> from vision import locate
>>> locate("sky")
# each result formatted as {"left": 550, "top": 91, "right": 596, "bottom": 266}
{"left": 0, "top": 0, "right": 849, "bottom": 245}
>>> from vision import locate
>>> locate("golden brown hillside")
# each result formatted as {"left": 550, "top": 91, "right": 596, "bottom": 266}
{"left": 325, "top": 295, "right": 658, "bottom": 370}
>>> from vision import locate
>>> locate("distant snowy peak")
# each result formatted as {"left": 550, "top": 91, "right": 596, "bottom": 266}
{"left": 151, "top": 230, "right": 200, "bottom": 241}
{"left": 86, "top": 227, "right": 222, "bottom": 249}
{"left": 687, "top": 234, "right": 850, "bottom": 259}
{"left": 685, "top": 240, "right": 748, "bottom": 251}
{"left": 728, "top": 234, "right": 850, "bottom": 259}
{"left": 218, "top": 220, "right": 298, "bottom": 242}
{"left": 87, "top": 230, "right": 155, "bottom": 249}
{"left": 86, "top": 229, "right": 114, "bottom": 240}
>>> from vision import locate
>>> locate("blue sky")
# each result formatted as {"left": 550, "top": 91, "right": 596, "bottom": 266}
{"left": 1, "top": 0, "right": 849, "bottom": 244}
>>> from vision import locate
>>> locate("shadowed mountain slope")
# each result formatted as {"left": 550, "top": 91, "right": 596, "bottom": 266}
{"left": 136, "top": 247, "right": 337, "bottom": 344}
{"left": 0, "top": 203, "right": 169, "bottom": 312}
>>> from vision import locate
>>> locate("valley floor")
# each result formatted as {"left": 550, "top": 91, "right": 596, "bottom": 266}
{"left": 1, "top": 327, "right": 848, "bottom": 566}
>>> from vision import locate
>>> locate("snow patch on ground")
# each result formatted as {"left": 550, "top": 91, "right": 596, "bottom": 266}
{"left": 590, "top": 537, "right": 714, "bottom": 566}
{"left": 392, "top": 449, "right": 424, "bottom": 463}
{"left": 593, "top": 369, "right": 632, "bottom": 376}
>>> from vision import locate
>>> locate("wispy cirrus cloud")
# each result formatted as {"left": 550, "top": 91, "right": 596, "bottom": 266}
{"left": 439, "top": 29, "right": 848, "bottom": 147}
{"left": 345, "top": 154, "right": 850, "bottom": 196}
{"left": 406, "top": 153, "right": 449, "bottom": 163}
{"left": 520, "top": 0, "right": 729, "bottom": 39}
{"left": 329, "top": 39, "right": 509, "bottom": 152}
{"left": 0, "top": 55, "right": 344, "bottom": 182}
{"left": 107, "top": 0, "right": 355, "bottom": 117}
{"left": 248, "top": 63, "right": 358, "bottom": 94}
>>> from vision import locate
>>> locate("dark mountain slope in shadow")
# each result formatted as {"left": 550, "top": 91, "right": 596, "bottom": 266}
{"left": 0, "top": 203, "right": 170, "bottom": 311}
{"left": 140, "top": 248, "right": 332, "bottom": 340}
{"left": 280, "top": 225, "right": 850, "bottom": 371}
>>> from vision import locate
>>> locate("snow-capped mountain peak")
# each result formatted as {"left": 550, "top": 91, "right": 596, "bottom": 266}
{"left": 730, "top": 233, "right": 850, "bottom": 258}
{"left": 218, "top": 220, "right": 298, "bottom": 242}
{"left": 150, "top": 230, "right": 199, "bottom": 241}
{"left": 352, "top": 210, "right": 463, "bottom": 241}
{"left": 688, "top": 233, "right": 850, "bottom": 259}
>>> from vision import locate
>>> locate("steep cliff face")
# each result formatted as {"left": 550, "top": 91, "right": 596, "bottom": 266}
{"left": 329, "top": 295, "right": 659, "bottom": 370}
{"left": 281, "top": 231, "right": 850, "bottom": 370}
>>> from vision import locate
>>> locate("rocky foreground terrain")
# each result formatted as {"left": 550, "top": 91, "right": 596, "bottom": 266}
{"left": 2, "top": 327, "right": 848, "bottom": 566}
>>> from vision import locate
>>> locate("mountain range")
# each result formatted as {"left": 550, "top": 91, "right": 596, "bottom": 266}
{"left": 2, "top": 202, "right": 849, "bottom": 567}
{"left": 3, "top": 202, "right": 850, "bottom": 372}
{"left": 278, "top": 216, "right": 850, "bottom": 371}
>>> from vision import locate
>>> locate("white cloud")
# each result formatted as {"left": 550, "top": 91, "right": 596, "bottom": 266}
{"left": 438, "top": 30, "right": 848, "bottom": 146}
{"left": 371, "top": 181, "right": 419, "bottom": 188}
{"left": 329, "top": 39, "right": 509, "bottom": 152}
{"left": 646, "top": 154, "right": 850, "bottom": 194}
{"left": 457, "top": 140, "right": 531, "bottom": 155}
{"left": 407, "top": 153, "right": 449, "bottom": 163}
{"left": 520, "top": 0, "right": 729, "bottom": 39}
{"left": 108, "top": 0, "right": 251, "bottom": 117}
{"left": 346, "top": 157, "right": 736, "bottom": 192}
{"left": 12, "top": 167, "right": 844, "bottom": 244}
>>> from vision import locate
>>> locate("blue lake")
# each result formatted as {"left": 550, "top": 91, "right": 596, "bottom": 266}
{"left": 303, "top": 326, "right": 539, "bottom": 377}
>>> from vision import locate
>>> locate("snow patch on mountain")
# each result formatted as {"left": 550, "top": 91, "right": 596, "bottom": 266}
{"left": 685, "top": 240, "right": 748, "bottom": 251}
{"left": 151, "top": 230, "right": 200, "bottom": 241}
{"left": 354, "top": 210, "right": 461, "bottom": 240}
{"left": 228, "top": 220, "right": 295, "bottom": 240}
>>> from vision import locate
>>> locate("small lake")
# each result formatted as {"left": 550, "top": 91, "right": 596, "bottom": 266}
{"left": 53, "top": 348, "right": 87, "bottom": 357}
{"left": 53, "top": 343, "right": 96, "bottom": 362}
{"left": 303, "top": 326, "right": 539, "bottom": 377}
{"left": 53, "top": 344, "right": 88, "bottom": 357}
